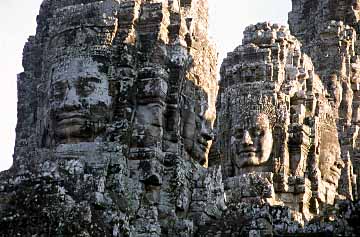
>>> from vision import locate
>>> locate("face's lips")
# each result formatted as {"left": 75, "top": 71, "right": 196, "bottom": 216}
{"left": 198, "top": 137, "right": 209, "bottom": 145}
{"left": 330, "top": 166, "right": 341, "bottom": 179}
{"left": 239, "top": 146, "right": 257, "bottom": 153}
{"left": 56, "top": 112, "right": 88, "bottom": 127}
{"left": 324, "top": 167, "right": 342, "bottom": 185}
{"left": 193, "top": 139, "right": 208, "bottom": 152}
{"left": 197, "top": 142, "right": 208, "bottom": 152}
{"left": 56, "top": 112, "right": 87, "bottom": 120}
{"left": 57, "top": 118, "right": 85, "bottom": 127}
{"left": 198, "top": 134, "right": 213, "bottom": 152}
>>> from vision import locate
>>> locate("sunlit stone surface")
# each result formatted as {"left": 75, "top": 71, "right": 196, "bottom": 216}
{"left": 1, "top": 0, "right": 360, "bottom": 236}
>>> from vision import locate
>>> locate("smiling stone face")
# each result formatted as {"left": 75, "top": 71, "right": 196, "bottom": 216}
{"left": 319, "top": 126, "right": 344, "bottom": 186}
{"left": 49, "top": 56, "right": 112, "bottom": 143}
{"left": 232, "top": 113, "right": 273, "bottom": 169}
{"left": 181, "top": 94, "right": 214, "bottom": 166}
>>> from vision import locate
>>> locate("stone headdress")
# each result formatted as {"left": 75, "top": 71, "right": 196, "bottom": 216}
{"left": 232, "top": 92, "right": 288, "bottom": 131}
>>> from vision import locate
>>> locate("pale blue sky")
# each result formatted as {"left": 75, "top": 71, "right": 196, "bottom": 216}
{"left": 0, "top": 0, "right": 291, "bottom": 171}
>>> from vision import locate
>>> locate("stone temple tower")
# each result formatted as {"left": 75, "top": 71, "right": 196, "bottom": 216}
{"left": 1, "top": 0, "right": 360, "bottom": 236}
{"left": 289, "top": 0, "right": 360, "bottom": 199}
{"left": 0, "top": 0, "right": 221, "bottom": 236}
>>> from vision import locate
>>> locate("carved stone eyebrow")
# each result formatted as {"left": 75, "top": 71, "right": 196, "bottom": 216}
{"left": 51, "top": 78, "right": 68, "bottom": 86}
{"left": 78, "top": 76, "right": 102, "bottom": 83}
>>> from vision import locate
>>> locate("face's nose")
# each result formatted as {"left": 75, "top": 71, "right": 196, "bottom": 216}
{"left": 334, "top": 159, "right": 345, "bottom": 170}
{"left": 63, "top": 85, "right": 81, "bottom": 110}
{"left": 201, "top": 127, "right": 214, "bottom": 141}
{"left": 241, "top": 130, "right": 253, "bottom": 145}
{"left": 200, "top": 120, "right": 214, "bottom": 141}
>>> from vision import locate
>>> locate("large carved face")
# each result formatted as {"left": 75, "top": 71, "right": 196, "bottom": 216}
{"left": 319, "top": 128, "right": 344, "bottom": 186}
{"left": 181, "top": 95, "right": 214, "bottom": 165}
{"left": 232, "top": 113, "right": 273, "bottom": 168}
{"left": 328, "top": 74, "right": 342, "bottom": 107}
{"left": 49, "top": 56, "right": 112, "bottom": 143}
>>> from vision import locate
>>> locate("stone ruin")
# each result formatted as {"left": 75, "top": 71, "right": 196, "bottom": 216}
{"left": 209, "top": 22, "right": 355, "bottom": 235}
{"left": 1, "top": 0, "right": 360, "bottom": 236}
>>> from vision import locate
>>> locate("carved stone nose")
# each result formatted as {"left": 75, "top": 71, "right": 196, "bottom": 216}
{"left": 201, "top": 130, "right": 214, "bottom": 141}
{"left": 334, "top": 159, "right": 345, "bottom": 169}
{"left": 242, "top": 130, "right": 253, "bottom": 145}
{"left": 63, "top": 86, "right": 81, "bottom": 109}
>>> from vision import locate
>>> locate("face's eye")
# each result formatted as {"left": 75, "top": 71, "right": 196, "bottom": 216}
{"left": 255, "top": 128, "right": 265, "bottom": 137}
{"left": 254, "top": 129, "right": 262, "bottom": 136}
{"left": 51, "top": 81, "right": 68, "bottom": 100}
{"left": 77, "top": 77, "right": 101, "bottom": 96}
{"left": 235, "top": 128, "right": 244, "bottom": 138}
{"left": 252, "top": 128, "right": 265, "bottom": 137}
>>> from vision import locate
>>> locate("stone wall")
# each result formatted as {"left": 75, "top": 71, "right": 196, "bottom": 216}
{"left": 289, "top": 0, "right": 359, "bottom": 201}
{"left": 0, "top": 0, "right": 222, "bottom": 236}
{"left": 0, "top": 0, "right": 360, "bottom": 236}
{"left": 207, "top": 21, "right": 359, "bottom": 235}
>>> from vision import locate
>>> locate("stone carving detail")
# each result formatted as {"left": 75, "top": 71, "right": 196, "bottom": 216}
{"left": 289, "top": 0, "right": 360, "bottom": 199}
{"left": 209, "top": 22, "right": 359, "bottom": 235}
{"left": 1, "top": 0, "right": 360, "bottom": 236}
{"left": 48, "top": 56, "right": 112, "bottom": 144}
{"left": 232, "top": 112, "right": 273, "bottom": 170}
{"left": 0, "top": 1, "right": 220, "bottom": 236}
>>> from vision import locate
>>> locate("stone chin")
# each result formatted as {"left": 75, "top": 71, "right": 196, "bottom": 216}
{"left": 184, "top": 138, "right": 209, "bottom": 165}
{"left": 233, "top": 136, "right": 273, "bottom": 169}
{"left": 234, "top": 150, "right": 270, "bottom": 168}
{"left": 323, "top": 173, "right": 340, "bottom": 186}
{"left": 322, "top": 163, "right": 343, "bottom": 186}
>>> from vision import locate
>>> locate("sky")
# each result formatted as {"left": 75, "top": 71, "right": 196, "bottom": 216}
{"left": 0, "top": 0, "right": 291, "bottom": 171}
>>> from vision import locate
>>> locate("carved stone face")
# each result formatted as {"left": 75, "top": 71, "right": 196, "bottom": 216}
{"left": 49, "top": 57, "right": 112, "bottom": 143}
{"left": 319, "top": 129, "right": 344, "bottom": 186}
{"left": 328, "top": 74, "right": 342, "bottom": 107}
{"left": 232, "top": 113, "right": 273, "bottom": 168}
{"left": 182, "top": 96, "right": 214, "bottom": 165}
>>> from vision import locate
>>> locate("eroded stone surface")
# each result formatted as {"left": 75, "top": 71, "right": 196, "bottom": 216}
{"left": 206, "top": 22, "right": 354, "bottom": 235}
{"left": 1, "top": 0, "right": 360, "bottom": 236}
{"left": 0, "top": 0, "right": 220, "bottom": 236}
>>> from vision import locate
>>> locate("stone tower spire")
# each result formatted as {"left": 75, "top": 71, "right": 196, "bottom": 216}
{"left": 290, "top": 0, "right": 359, "bottom": 199}
{"left": 0, "top": 1, "right": 221, "bottom": 235}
